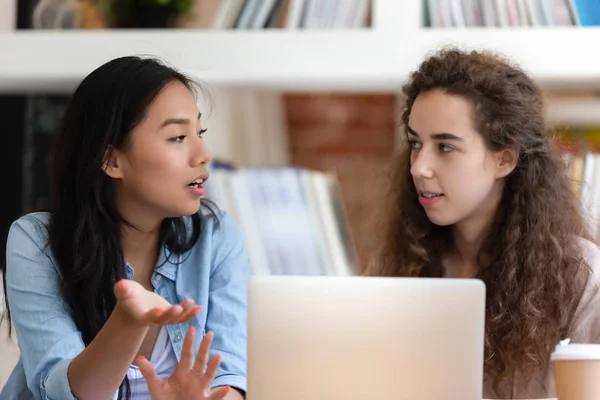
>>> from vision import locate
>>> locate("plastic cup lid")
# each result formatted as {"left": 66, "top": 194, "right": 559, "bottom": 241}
{"left": 551, "top": 339, "right": 600, "bottom": 361}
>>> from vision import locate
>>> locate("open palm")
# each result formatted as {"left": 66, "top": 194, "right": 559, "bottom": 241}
{"left": 137, "top": 328, "right": 230, "bottom": 400}
{"left": 114, "top": 279, "right": 201, "bottom": 326}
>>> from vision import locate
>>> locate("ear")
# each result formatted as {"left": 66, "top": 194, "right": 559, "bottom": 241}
{"left": 494, "top": 148, "right": 518, "bottom": 179}
{"left": 102, "top": 146, "right": 124, "bottom": 179}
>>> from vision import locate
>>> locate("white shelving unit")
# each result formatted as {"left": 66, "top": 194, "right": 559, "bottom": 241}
{"left": 1, "top": 1, "right": 600, "bottom": 94}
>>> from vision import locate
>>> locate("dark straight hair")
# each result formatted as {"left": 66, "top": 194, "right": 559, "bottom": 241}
{"left": 1, "top": 56, "right": 217, "bottom": 399}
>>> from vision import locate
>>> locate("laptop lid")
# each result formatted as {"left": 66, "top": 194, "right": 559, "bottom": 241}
{"left": 247, "top": 275, "right": 486, "bottom": 400}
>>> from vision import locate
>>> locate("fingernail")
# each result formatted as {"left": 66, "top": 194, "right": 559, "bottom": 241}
{"left": 225, "top": 386, "right": 231, "bottom": 393}
{"left": 135, "top": 355, "right": 145, "bottom": 363}
{"left": 119, "top": 280, "right": 125, "bottom": 291}
{"left": 190, "top": 327, "right": 196, "bottom": 334}
{"left": 156, "top": 308, "right": 165, "bottom": 315}
{"left": 194, "top": 305, "right": 203, "bottom": 313}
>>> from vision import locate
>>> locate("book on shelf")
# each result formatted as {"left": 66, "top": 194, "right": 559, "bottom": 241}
{"left": 426, "top": 0, "right": 600, "bottom": 28}
{"left": 177, "top": 0, "right": 371, "bottom": 30}
{"left": 205, "top": 162, "right": 358, "bottom": 276}
{"left": 560, "top": 127, "right": 600, "bottom": 241}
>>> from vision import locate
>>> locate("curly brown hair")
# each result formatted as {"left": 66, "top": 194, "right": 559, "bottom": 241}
{"left": 368, "top": 48, "right": 592, "bottom": 396}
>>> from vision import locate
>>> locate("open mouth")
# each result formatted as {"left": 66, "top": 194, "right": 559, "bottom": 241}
{"left": 420, "top": 191, "right": 443, "bottom": 198}
{"left": 187, "top": 178, "right": 205, "bottom": 188}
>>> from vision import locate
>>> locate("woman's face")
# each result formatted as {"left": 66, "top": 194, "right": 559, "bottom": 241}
{"left": 407, "top": 89, "right": 514, "bottom": 228}
{"left": 106, "top": 81, "right": 211, "bottom": 223}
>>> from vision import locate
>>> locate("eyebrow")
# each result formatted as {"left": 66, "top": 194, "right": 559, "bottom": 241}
{"left": 160, "top": 112, "right": 202, "bottom": 128}
{"left": 406, "top": 125, "right": 464, "bottom": 142}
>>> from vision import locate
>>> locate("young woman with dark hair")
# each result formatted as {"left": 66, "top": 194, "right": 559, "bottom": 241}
{"left": 1, "top": 56, "right": 248, "bottom": 400}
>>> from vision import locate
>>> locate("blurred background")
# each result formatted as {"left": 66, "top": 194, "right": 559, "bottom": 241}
{"left": 1, "top": 0, "right": 600, "bottom": 386}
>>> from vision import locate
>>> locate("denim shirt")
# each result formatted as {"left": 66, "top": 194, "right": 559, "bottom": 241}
{"left": 0, "top": 210, "right": 249, "bottom": 400}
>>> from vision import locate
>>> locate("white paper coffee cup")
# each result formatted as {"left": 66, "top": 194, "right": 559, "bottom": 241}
{"left": 551, "top": 340, "right": 600, "bottom": 400}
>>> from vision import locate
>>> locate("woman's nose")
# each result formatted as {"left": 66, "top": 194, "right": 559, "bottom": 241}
{"left": 410, "top": 150, "right": 434, "bottom": 179}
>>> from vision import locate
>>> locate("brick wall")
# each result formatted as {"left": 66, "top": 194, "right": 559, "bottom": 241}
{"left": 284, "top": 94, "right": 399, "bottom": 272}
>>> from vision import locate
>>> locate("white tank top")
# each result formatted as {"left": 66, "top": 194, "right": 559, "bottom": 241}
{"left": 127, "top": 326, "right": 179, "bottom": 399}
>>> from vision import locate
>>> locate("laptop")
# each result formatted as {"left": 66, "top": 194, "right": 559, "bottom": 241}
{"left": 247, "top": 275, "right": 486, "bottom": 400}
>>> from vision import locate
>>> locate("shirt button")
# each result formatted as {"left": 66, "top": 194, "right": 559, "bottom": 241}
{"left": 155, "top": 274, "right": 162, "bottom": 281}
{"left": 174, "top": 335, "right": 182, "bottom": 342}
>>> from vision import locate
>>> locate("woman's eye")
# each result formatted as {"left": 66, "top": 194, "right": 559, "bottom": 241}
{"left": 408, "top": 140, "right": 422, "bottom": 150}
{"left": 440, "top": 144, "right": 453, "bottom": 152}
{"left": 198, "top": 128, "right": 207, "bottom": 138}
{"left": 170, "top": 135, "right": 186, "bottom": 142}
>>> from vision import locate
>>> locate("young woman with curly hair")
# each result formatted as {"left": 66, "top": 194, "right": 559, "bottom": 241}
{"left": 367, "top": 48, "right": 600, "bottom": 399}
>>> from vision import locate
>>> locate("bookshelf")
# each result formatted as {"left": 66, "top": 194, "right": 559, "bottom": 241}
{"left": 205, "top": 164, "right": 358, "bottom": 276}
{"left": 1, "top": 1, "right": 600, "bottom": 93}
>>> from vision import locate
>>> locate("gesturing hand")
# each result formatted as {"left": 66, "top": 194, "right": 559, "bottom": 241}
{"left": 114, "top": 279, "right": 202, "bottom": 327}
{"left": 137, "top": 327, "right": 230, "bottom": 400}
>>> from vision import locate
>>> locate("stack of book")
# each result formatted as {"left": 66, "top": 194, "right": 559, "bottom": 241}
{"left": 205, "top": 162, "right": 358, "bottom": 276}
{"left": 426, "top": 0, "right": 600, "bottom": 28}
{"left": 178, "top": 0, "right": 371, "bottom": 30}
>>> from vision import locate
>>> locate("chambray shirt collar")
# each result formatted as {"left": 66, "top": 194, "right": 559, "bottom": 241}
{"left": 154, "top": 248, "right": 180, "bottom": 281}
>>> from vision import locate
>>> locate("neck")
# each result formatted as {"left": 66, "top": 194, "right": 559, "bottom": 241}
{"left": 447, "top": 181, "right": 504, "bottom": 278}
{"left": 450, "top": 221, "right": 489, "bottom": 273}
{"left": 115, "top": 188, "right": 164, "bottom": 284}
{"left": 121, "top": 222, "right": 162, "bottom": 284}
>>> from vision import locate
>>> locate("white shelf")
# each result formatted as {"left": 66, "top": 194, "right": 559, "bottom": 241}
{"left": 1, "top": 27, "right": 600, "bottom": 93}
{"left": 547, "top": 97, "right": 600, "bottom": 127}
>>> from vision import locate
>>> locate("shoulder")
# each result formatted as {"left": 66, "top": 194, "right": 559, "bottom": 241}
{"left": 179, "top": 208, "right": 249, "bottom": 284}
{"left": 574, "top": 237, "right": 600, "bottom": 290}
{"left": 576, "top": 237, "right": 600, "bottom": 268}
{"left": 570, "top": 237, "right": 600, "bottom": 342}
{"left": 7, "top": 211, "right": 51, "bottom": 250}
{"left": 184, "top": 207, "right": 247, "bottom": 268}
{"left": 5, "top": 212, "right": 60, "bottom": 285}
{"left": 195, "top": 207, "right": 244, "bottom": 247}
